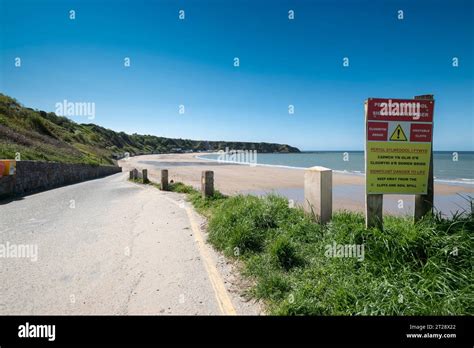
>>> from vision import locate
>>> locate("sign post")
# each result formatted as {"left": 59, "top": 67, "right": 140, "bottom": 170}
{"left": 365, "top": 96, "right": 435, "bottom": 228}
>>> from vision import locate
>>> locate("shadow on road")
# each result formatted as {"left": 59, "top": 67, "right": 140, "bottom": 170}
{"left": 0, "top": 195, "right": 25, "bottom": 205}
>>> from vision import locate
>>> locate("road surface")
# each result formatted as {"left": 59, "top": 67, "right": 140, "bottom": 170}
{"left": 0, "top": 173, "right": 260, "bottom": 315}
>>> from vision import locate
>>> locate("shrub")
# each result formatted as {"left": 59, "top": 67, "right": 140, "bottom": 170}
{"left": 269, "top": 235, "right": 302, "bottom": 271}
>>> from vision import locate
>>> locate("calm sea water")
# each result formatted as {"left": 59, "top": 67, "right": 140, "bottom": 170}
{"left": 199, "top": 151, "right": 474, "bottom": 184}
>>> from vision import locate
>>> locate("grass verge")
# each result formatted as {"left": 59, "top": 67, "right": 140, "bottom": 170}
{"left": 138, "top": 178, "right": 474, "bottom": 315}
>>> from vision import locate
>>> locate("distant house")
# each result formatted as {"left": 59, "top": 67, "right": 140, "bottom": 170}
{"left": 170, "top": 147, "right": 183, "bottom": 153}
{"left": 112, "top": 152, "right": 130, "bottom": 160}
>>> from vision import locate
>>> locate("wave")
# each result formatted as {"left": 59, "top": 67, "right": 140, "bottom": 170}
{"left": 434, "top": 178, "right": 474, "bottom": 186}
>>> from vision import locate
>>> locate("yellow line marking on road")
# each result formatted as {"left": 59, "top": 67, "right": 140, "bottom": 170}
{"left": 184, "top": 206, "right": 237, "bottom": 315}
{"left": 162, "top": 194, "right": 237, "bottom": 315}
{"left": 125, "top": 174, "right": 236, "bottom": 315}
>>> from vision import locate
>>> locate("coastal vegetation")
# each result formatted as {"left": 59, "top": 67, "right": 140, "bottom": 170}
{"left": 0, "top": 94, "right": 300, "bottom": 165}
{"left": 162, "top": 181, "right": 473, "bottom": 315}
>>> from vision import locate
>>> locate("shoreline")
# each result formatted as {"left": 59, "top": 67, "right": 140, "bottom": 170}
{"left": 195, "top": 154, "right": 474, "bottom": 188}
{"left": 119, "top": 153, "right": 474, "bottom": 216}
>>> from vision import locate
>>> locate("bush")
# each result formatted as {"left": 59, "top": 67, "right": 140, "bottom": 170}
{"left": 169, "top": 182, "right": 196, "bottom": 194}
{"left": 269, "top": 235, "right": 302, "bottom": 271}
{"left": 208, "top": 195, "right": 292, "bottom": 256}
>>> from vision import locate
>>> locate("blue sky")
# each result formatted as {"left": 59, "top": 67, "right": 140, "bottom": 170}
{"left": 0, "top": 0, "right": 473, "bottom": 151}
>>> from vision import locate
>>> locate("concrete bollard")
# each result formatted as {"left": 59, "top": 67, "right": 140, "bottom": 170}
{"left": 201, "top": 171, "right": 214, "bottom": 198}
{"left": 142, "top": 169, "right": 148, "bottom": 183}
{"left": 304, "top": 166, "right": 332, "bottom": 224}
{"left": 161, "top": 169, "right": 169, "bottom": 191}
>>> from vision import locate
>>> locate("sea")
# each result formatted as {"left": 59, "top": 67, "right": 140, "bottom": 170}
{"left": 198, "top": 151, "right": 474, "bottom": 186}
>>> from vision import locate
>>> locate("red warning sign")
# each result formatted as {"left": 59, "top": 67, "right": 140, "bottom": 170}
{"left": 367, "top": 98, "right": 434, "bottom": 122}
{"left": 410, "top": 123, "right": 432, "bottom": 142}
{"left": 367, "top": 122, "right": 388, "bottom": 141}
{"left": 366, "top": 98, "right": 434, "bottom": 144}
{"left": 365, "top": 97, "right": 435, "bottom": 194}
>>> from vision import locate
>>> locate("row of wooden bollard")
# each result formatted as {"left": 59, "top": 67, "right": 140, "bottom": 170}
{"left": 130, "top": 165, "right": 332, "bottom": 223}
{"left": 130, "top": 168, "right": 215, "bottom": 199}
{"left": 129, "top": 168, "right": 148, "bottom": 183}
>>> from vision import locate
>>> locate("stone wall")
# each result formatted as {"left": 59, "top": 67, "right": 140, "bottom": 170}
{"left": 0, "top": 161, "right": 122, "bottom": 198}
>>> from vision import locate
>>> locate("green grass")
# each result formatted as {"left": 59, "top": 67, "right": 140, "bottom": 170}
{"left": 0, "top": 93, "right": 300, "bottom": 165}
{"left": 129, "top": 177, "right": 146, "bottom": 184}
{"left": 156, "top": 181, "right": 473, "bottom": 315}
{"left": 167, "top": 181, "right": 226, "bottom": 217}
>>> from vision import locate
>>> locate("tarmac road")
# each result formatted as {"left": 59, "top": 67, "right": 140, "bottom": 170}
{"left": 0, "top": 173, "right": 259, "bottom": 315}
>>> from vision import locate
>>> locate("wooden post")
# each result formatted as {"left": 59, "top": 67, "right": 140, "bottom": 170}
{"left": 161, "top": 169, "right": 169, "bottom": 191}
{"left": 304, "top": 166, "right": 332, "bottom": 224}
{"left": 129, "top": 170, "right": 134, "bottom": 180}
{"left": 366, "top": 194, "right": 383, "bottom": 229}
{"left": 201, "top": 170, "right": 214, "bottom": 198}
{"left": 142, "top": 169, "right": 148, "bottom": 183}
{"left": 414, "top": 94, "right": 434, "bottom": 221}
{"left": 131, "top": 168, "right": 138, "bottom": 180}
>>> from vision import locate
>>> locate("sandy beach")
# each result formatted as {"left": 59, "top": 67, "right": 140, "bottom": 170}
{"left": 120, "top": 153, "right": 474, "bottom": 216}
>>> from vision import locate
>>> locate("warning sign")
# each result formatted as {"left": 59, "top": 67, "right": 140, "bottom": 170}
{"left": 365, "top": 98, "right": 434, "bottom": 194}
{"left": 389, "top": 124, "right": 407, "bottom": 141}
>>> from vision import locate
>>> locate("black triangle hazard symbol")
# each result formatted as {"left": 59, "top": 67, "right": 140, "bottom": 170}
{"left": 390, "top": 124, "right": 407, "bottom": 141}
